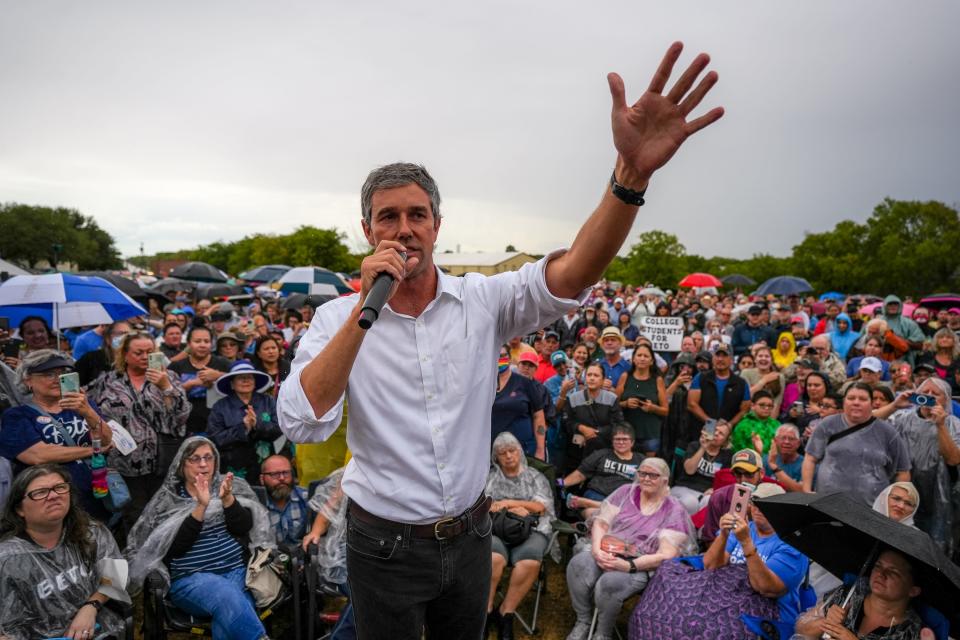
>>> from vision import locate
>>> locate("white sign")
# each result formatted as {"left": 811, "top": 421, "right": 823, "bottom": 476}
{"left": 637, "top": 316, "right": 684, "bottom": 352}
{"left": 106, "top": 420, "right": 138, "bottom": 456}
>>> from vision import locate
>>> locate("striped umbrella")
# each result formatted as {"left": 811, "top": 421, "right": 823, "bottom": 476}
{"left": 277, "top": 267, "right": 354, "bottom": 296}
{"left": 0, "top": 273, "right": 146, "bottom": 330}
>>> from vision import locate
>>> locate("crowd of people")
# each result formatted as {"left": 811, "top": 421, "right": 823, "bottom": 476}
{"left": 0, "top": 279, "right": 958, "bottom": 639}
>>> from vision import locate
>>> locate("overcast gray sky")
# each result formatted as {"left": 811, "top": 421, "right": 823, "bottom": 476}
{"left": 1, "top": 1, "right": 958, "bottom": 263}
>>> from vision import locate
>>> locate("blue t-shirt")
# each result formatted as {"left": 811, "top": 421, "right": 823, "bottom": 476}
{"left": 763, "top": 455, "right": 803, "bottom": 482}
{"left": 491, "top": 373, "right": 543, "bottom": 454}
{"left": 600, "top": 358, "right": 631, "bottom": 386}
{"left": 0, "top": 403, "right": 108, "bottom": 518}
{"left": 725, "top": 522, "right": 809, "bottom": 623}
{"left": 691, "top": 373, "right": 751, "bottom": 402}
{"left": 71, "top": 329, "right": 104, "bottom": 362}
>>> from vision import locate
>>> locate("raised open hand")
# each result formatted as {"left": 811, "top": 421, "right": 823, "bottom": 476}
{"left": 608, "top": 42, "right": 723, "bottom": 185}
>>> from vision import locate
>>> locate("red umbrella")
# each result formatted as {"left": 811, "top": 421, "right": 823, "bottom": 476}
{"left": 679, "top": 272, "right": 722, "bottom": 288}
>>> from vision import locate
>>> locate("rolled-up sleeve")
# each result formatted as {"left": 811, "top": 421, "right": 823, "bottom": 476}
{"left": 494, "top": 248, "right": 590, "bottom": 342}
{"left": 277, "top": 299, "right": 352, "bottom": 443}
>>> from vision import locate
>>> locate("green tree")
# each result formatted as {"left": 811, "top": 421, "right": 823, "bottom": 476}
{"left": 0, "top": 203, "right": 121, "bottom": 270}
{"left": 608, "top": 230, "right": 689, "bottom": 287}
{"left": 859, "top": 199, "right": 960, "bottom": 296}
{"left": 791, "top": 220, "right": 870, "bottom": 293}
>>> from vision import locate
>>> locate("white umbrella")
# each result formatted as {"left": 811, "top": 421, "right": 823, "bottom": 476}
{"left": 637, "top": 287, "right": 667, "bottom": 298}
{"left": 0, "top": 273, "right": 147, "bottom": 330}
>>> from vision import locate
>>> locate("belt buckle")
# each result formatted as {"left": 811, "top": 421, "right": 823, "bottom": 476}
{"left": 434, "top": 517, "right": 457, "bottom": 541}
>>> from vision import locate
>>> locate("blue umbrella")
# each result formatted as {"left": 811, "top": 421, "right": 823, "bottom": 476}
{"left": 819, "top": 291, "right": 845, "bottom": 301}
{"left": 755, "top": 276, "right": 813, "bottom": 297}
{"left": 0, "top": 273, "right": 147, "bottom": 330}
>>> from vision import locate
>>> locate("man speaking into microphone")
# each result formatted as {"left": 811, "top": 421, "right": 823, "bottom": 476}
{"left": 278, "top": 42, "right": 723, "bottom": 640}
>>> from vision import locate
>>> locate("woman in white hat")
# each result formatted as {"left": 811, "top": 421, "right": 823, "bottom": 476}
{"left": 207, "top": 360, "right": 284, "bottom": 483}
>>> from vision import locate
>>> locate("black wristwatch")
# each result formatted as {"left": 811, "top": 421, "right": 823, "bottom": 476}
{"left": 82, "top": 600, "right": 103, "bottom": 613}
{"left": 628, "top": 559, "right": 638, "bottom": 574}
{"left": 609, "top": 170, "right": 646, "bottom": 207}
{"left": 768, "top": 466, "right": 781, "bottom": 475}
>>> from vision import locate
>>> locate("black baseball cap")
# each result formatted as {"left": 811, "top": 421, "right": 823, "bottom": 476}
{"left": 27, "top": 354, "right": 75, "bottom": 374}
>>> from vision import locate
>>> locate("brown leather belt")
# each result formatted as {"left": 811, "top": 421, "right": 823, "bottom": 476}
{"left": 348, "top": 494, "right": 492, "bottom": 541}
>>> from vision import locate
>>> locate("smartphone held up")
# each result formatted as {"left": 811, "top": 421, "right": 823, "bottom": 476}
{"left": 59, "top": 372, "right": 80, "bottom": 396}
{"left": 728, "top": 484, "right": 752, "bottom": 519}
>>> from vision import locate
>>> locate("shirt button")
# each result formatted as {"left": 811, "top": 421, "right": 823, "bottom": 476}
{"left": 439, "top": 463, "right": 445, "bottom": 470}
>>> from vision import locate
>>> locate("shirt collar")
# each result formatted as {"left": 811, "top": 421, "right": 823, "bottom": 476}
{"left": 435, "top": 266, "right": 463, "bottom": 302}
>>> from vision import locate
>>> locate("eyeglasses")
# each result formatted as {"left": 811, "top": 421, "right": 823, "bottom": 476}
{"left": 261, "top": 470, "right": 293, "bottom": 479}
{"left": 636, "top": 471, "right": 661, "bottom": 480}
{"left": 755, "top": 402, "right": 775, "bottom": 409}
{"left": 186, "top": 454, "right": 215, "bottom": 465}
{"left": 29, "top": 369, "right": 69, "bottom": 380}
{"left": 26, "top": 482, "right": 71, "bottom": 501}
{"left": 116, "top": 330, "right": 152, "bottom": 341}
{"left": 612, "top": 437, "right": 634, "bottom": 442}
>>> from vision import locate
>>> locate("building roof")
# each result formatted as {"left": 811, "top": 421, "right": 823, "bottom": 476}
{"left": 0, "top": 258, "right": 30, "bottom": 277}
{"left": 432, "top": 252, "right": 532, "bottom": 267}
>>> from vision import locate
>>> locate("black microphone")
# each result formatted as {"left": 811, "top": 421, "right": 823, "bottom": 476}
{"left": 358, "top": 252, "right": 406, "bottom": 330}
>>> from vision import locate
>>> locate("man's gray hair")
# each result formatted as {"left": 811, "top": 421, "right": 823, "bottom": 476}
{"left": 360, "top": 162, "right": 442, "bottom": 227}
{"left": 15, "top": 349, "right": 71, "bottom": 394}
{"left": 776, "top": 423, "right": 800, "bottom": 439}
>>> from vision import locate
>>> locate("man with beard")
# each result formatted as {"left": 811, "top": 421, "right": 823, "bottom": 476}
{"left": 598, "top": 326, "right": 630, "bottom": 388}
{"left": 581, "top": 325, "right": 602, "bottom": 361}
{"left": 260, "top": 454, "right": 310, "bottom": 546}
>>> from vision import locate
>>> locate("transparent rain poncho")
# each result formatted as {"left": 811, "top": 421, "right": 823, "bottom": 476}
{"left": 595, "top": 457, "right": 698, "bottom": 558}
{"left": 0, "top": 522, "right": 126, "bottom": 640}
{"left": 485, "top": 432, "right": 559, "bottom": 560}
{"left": 887, "top": 377, "right": 960, "bottom": 554}
{"left": 124, "top": 435, "right": 275, "bottom": 595}
{"left": 306, "top": 467, "right": 348, "bottom": 586}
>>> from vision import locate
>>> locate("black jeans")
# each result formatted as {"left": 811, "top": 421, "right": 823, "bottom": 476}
{"left": 345, "top": 506, "right": 492, "bottom": 640}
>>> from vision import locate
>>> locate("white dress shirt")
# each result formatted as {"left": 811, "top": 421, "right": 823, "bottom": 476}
{"left": 278, "top": 250, "right": 585, "bottom": 524}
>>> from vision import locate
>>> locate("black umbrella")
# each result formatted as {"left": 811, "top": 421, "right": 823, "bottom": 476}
{"left": 755, "top": 275, "right": 813, "bottom": 296}
{"left": 721, "top": 273, "right": 756, "bottom": 287}
{"left": 148, "top": 277, "right": 197, "bottom": 295}
{"left": 281, "top": 293, "right": 336, "bottom": 311}
{"left": 757, "top": 491, "right": 960, "bottom": 618}
{"left": 78, "top": 272, "right": 144, "bottom": 301}
{"left": 195, "top": 282, "right": 248, "bottom": 299}
{"left": 169, "top": 261, "right": 229, "bottom": 283}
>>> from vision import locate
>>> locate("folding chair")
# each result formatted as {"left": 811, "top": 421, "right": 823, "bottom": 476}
{"left": 587, "top": 606, "right": 624, "bottom": 640}
{"left": 506, "top": 525, "right": 561, "bottom": 635}
{"left": 142, "top": 550, "right": 303, "bottom": 640}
